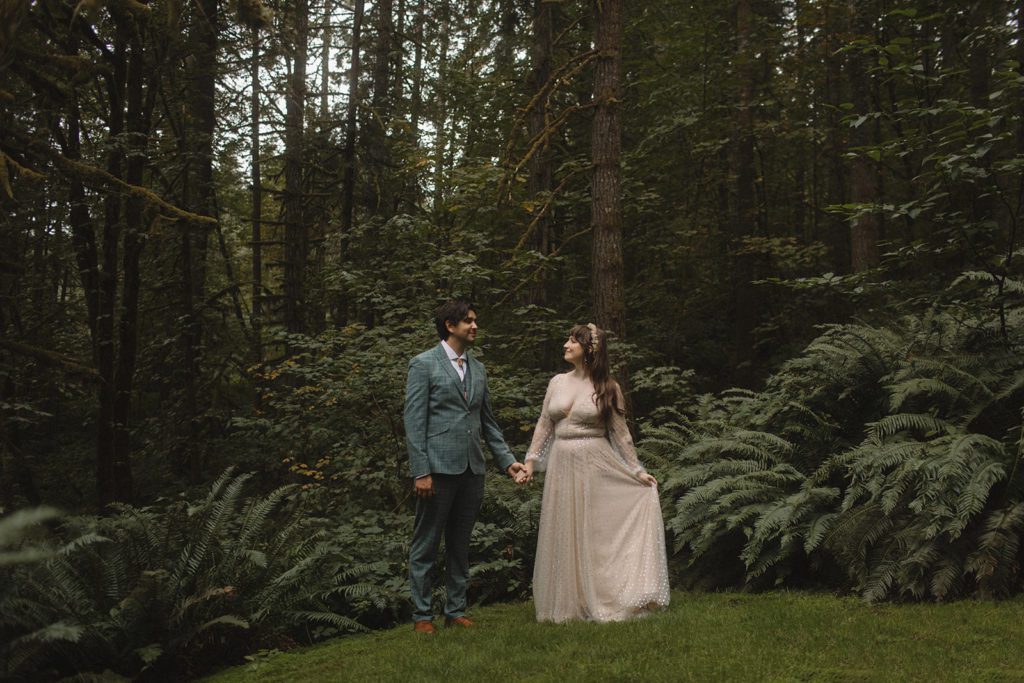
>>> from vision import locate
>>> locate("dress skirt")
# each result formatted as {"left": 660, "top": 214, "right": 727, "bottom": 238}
{"left": 532, "top": 435, "right": 671, "bottom": 623}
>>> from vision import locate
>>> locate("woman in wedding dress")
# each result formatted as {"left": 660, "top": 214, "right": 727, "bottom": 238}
{"left": 518, "top": 323, "right": 670, "bottom": 622}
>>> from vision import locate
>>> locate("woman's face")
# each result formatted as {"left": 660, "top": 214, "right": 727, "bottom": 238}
{"left": 563, "top": 335, "right": 585, "bottom": 365}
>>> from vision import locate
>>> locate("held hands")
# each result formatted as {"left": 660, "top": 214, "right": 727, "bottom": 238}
{"left": 506, "top": 461, "right": 650, "bottom": 486}
{"left": 506, "top": 461, "right": 527, "bottom": 484}
{"left": 416, "top": 464, "right": 535, "bottom": 497}
{"left": 512, "top": 460, "right": 534, "bottom": 485}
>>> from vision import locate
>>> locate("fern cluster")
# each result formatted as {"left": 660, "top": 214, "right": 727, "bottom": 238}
{"left": 0, "top": 471, "right": 397, "bottom": 680}
{"left": 653, "top": 312, "right": 1024, "bottom": 600}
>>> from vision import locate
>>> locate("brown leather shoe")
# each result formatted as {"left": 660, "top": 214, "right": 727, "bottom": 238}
{"left": 413, "top": 620, "right": 436, "bottom": 634}
{"left": 444, "top": 616, "right": 475, "bottom": 628}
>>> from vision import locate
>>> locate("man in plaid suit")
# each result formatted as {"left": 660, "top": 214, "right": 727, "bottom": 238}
{"left": 404, "top": 299, "right": 525, "bottom": 633}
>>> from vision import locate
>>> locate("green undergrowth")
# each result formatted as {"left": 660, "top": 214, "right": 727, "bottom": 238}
{"left": 205, "top": 592, "right": 1024, "bottom": 682}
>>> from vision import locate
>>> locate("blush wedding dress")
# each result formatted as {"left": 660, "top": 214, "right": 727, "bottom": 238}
{"left": 525, "top": 373, "right": 670, "bottom": 622}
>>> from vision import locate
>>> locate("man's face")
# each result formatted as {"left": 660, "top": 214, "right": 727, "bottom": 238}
{"left": 446, "top": 310, "right": 478, "bottom": 346}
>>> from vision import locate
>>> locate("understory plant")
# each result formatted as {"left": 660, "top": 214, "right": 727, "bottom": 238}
{"left": 0, "top": 470, "right": 394, "bottom": 681}
{"left": 653, "top": 302, "right": 1024, "bottom": 601}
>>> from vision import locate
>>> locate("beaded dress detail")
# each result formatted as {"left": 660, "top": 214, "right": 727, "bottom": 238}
{"left": 525, "top": 373, "right": 670, "bottom": 622}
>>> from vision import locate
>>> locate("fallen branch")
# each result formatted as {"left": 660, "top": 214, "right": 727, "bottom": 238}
{"left": 0, "top": 339, "right": 100, "bottom": 382}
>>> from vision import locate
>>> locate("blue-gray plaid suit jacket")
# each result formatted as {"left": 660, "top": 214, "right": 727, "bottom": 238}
{"left": 404, "top": 344, "right": 517, "bottom": 478}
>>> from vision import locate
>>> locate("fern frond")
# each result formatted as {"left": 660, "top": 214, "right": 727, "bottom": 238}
{"left": 282, "top": 610, "right": 365, "bottom": 632}
{"left": 887, "top": 377, "right": 965, "bottom": 413}
{"left": 929, "top": 555, "right": 964, "bottom": 600}
{"left": 680, "top": 438, "right": 781, "bottom": 464}
{"left": 955, "top": 461, "right": 1006, "bottom": 521}
{"left": 173, "top": 472, "right": 253, "bottom": 589}
{"left": 0, "top": 507, "right": 61, "bottom": 548}
{"left": 868, "top": 413, "right": 950, "bottom": 443}
{"left": 804, "top": 512, "right": 839, "bottom": 553}
{"left": 229, "top": 485, "right": 298, "bottom": 560}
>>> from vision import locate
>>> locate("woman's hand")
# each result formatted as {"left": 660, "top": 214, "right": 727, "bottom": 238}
{"left": 639, "top": 472, "right": 657, "bottom": 487}
{"left": 516, "top": 460, "right": 535, "bottom": 484}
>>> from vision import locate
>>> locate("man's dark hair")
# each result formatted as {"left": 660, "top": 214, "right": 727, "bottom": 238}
{"left": 434, "top": 299, "right": 475, "bottom": 340}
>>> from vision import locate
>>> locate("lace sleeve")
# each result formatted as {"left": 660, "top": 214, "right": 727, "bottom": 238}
{"left": 607, "top": 383, "right": 646, "bottom": 477}
{"left": 525, "top": 375, "right": 559, "bottom": 472}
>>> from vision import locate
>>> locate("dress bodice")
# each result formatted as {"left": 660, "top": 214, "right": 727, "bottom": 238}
{"left": 525, "top": 372, "right": 645, "bottom": 475}
{"left": 544, "top": 374, "right": 608, "bottom": 439}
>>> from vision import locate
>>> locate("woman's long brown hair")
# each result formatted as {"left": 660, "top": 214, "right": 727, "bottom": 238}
{"left": 569, "top": 323, "right": 622, "bottom": 425}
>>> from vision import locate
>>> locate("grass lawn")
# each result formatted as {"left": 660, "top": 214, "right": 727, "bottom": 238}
{"left": 205, "top": 592, "right": 1024, "bottom": 682}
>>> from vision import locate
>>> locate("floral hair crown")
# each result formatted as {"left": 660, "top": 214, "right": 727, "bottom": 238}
{"left": 586, "top": 323, "right": 600, "bottom": 353}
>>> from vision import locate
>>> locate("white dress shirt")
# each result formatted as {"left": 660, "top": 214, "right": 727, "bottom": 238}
{"left": 441, "top": 340, "right": 467, "bottom": 381}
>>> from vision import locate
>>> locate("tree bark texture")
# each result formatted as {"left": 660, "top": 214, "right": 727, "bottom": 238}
{"left": 336, "top": 0, "right": 365, "bottom": 327}
{"left": 729, "top": 0, "right": 760, "bottom": 369}
{"left": 368, "top": 0, "right": 394, "bottom": 216}
{"left": 111, "top": 15, "right": 155, "bottom": 503}
{"left": 282, "top": 0, "right": 309, "bottom": 333}
{"left": 823, "top": 0, "right": 850, "bottom": 271}
{"left": 180, "top": 0, "right": 218, "bottom": 483}
{"left": 590, "top": 0, "right": 625, "bottom": 340}
{"left": 340, "top": 0, "right": 365, "bottom": 246}
{"left": 251, "top": 27, "right": 263, "bottom": 357}
{"left": 847, "top": 0, "right": 880, "bottom": 272}
{"left": 527, "top": 0, "right": 555, "bottom": 307}
{"left": 432, "top": 0, "right": 451, "bottom": 211}
{"left": 94, "top": 17, "right": 129, "bottom": 507}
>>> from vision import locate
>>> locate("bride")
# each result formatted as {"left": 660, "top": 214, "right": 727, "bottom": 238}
{"left": 518, "top": 323, "right": 670, "bottom": 622}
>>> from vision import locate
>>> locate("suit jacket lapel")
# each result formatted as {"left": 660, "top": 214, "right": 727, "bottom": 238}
{"left": 435, "top": 344, "right": 469, "bottom": 406}
{"left": 464, "top": 352, "right": 476, "bottom": 405}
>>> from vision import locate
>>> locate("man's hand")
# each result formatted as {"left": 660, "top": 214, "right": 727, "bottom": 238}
{"left": 507, "top": 462, "right": 526, "bottom": 482}
{"left": 414, "top": 475, "right": 434, "bottom": 497}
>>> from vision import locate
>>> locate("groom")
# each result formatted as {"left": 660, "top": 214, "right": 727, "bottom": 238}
{"left": 404, "top": 299, "right": 525, "bottom": 634}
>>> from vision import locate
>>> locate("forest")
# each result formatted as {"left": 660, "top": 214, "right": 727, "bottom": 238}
{"left": 2, "top": 0, "right": 1023, "bottom": 679}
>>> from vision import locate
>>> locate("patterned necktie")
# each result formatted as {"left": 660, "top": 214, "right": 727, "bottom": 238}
{"left": 456, "top": 357, "right": 467, "bottom": 398}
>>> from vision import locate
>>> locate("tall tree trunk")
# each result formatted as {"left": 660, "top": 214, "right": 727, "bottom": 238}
{"left": 1015, "top": 3, "right": 1024, "bottom": 269}
{"left": 368, "top": 0, "right": 394, "bottom": 216}
{"left": 180, "top": 0, "right": 218, "bottom": 483}
{"left": 321, "top": 0, "right": 331, "bottom": 119}
{"left": 793, "top": 0, "right": 808, "bottom": 242}
{"left": 1018, "top": 4, "right": 1024, "bottom": 161}
{"left": 250, "top": 27, "right": 263, "bottom": 360}
{"left": 96, "top": 18, "right": 129, "bottom": 507}
{"left": 730, "top": 0, "right": 759, "bottom": 370}
{"left": 393, "top": 0, "right": 406, "bottom": 115}
{"left": 590, "top": 0, "right": 625, "bottom": 340}
{"left": 527, "top": 0, "right": 555, "bottom": 307}
{"left": 340, "top": 0, "right": 364, "bottom": 244}
{"left": 62, "top": 25, "right": 113, "bottom": 507}
{"left": 112, "top": 13, "right": 156, "bottom": 503}
{"left": 967, "top": 1, "right": 995, "bottom": 232}
{"left": 337, "top": 0, "right": 364, "bottom": 327}
{"left": 433, "top": 0, "right": 451, "bottom": 211}
{"left": 306, "top": 0, "right": 333, "bottom": 333}
{"left": 823, "top": 0, "right": 849, "bottom": 271}
{"left": 392, "top": 0, "right": 407, "bottom": 215}
{"left": 65, "top": 41, "right": 100, "bottom": 355}
{"left": 283, "top": 0, "right": 309, "bottom": 333}
{"left": 496, "top": 0, "right": 515, "bottom": 75}
{"left": 405, "top": 0, "right": 425, "bottom": 210}
{"left": 409, "top": 0, "right": 425, "bottom": 137}
{"left": 848, "top": 0, "right": 880, "bottom": 271}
